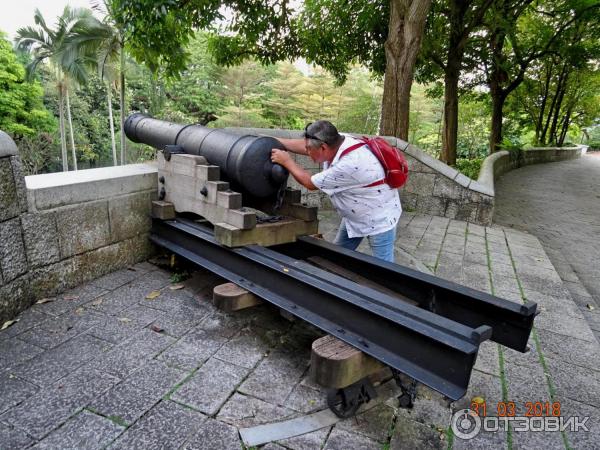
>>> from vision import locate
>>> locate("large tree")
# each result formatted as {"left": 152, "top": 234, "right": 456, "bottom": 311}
{"left": 113, "top": 0, "right": 432, "bottom": 140}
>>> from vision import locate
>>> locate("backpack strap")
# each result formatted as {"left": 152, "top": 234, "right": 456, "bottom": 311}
{"left": 339, "top": 142, "right": 365, "bottom": 158}
{"left": 339, "top": 140, "right": 386, "bottom": 188}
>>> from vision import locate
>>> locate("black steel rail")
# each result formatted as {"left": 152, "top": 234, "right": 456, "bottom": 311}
{"left": 151, "top": 218, "right": 493, "bottom": 400}
{"left": 273, "top": 237, "right": 537, "bottom": 352}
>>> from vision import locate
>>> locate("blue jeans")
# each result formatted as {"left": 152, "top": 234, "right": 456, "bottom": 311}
{"left": 334, "top": 221, "right": 396, "bottom": 262}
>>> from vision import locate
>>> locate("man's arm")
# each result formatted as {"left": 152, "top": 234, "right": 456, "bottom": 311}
{"left": 275, "top": 138, "right": 308, "bottom": 155}
{"left": 271, "top": 149, "right": 318, "bottom": 190}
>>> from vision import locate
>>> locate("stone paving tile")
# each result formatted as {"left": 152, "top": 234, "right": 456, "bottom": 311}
{"left": 545, "top": 356, "right": 600, "bottom": 407}
{"left": 108, "top": 400, "right": 205, "bottom": 450}
{"left": 395, "top": 384, "right": 452, "bottom": 430}
{"left": 336, "top": 403, "right": 395, "bottom": 443}
{"left": 171, "top": 357, "right": 249, "bottom": 415}
{"left": 537, "top": 328, "right": 600, "bottom": 372}
{"left": 0, "top": 337, "right": 44, "bottom": 373}
{"left": 181, "top": 417, "right": 241, "bottom": 449}
{"left": 213, "top": 328, "right": 271, "bottom": 370}
{"left": 452, "top": 369, "right": 503, "bottom": 414}
{"left": 91, "top": 267, "right": 145, "bottom": 291}
{"left": 0, "top": 367, "right": 121, "bottom": 439}
{"left": 11, "top": 333, "right": 112, "bottom": 385}
{"left": 87, "top": 304, "right": 165, "bottom": 344}
{"left": 390, "top": 414, "right": 447, "bottom": 450}
{"left": 284, "top": 381, "right": 327, "bottom": 414}
{"left": 276, "top": 426, "right": 331, "bottom": 450}
{"left": 217, "top": 392, "right": 297, "bottom": 428}
{"left": 0, "top": 421, "right": 34, "bottom": 449}
{"left": 29, "top": 410, "right": 124, "bottom": 450}
{"left": 29, "top": 284, "right": 108, "bottom": 317}
{"left": 473, "top": 341, "right": 500, "bottom": 377}
{"left": 90, "top": 328, "right": 175, "bottom": 379}
{"left": 238, "top": 348, "right": 308, "bottom": 406}
{"left": 87, "top": 284, "right": 152, "bottom": 316}
{"left": 17, "top": 308, "right": 107, "bottom": 350}
{"left": 90, "top": 360, "right": 186, "bottom": 424}
{"left": 0, "top": 372, "right": 39, "bottom": 415}
{"left": 323, "top": 427, "right": 381, "bottom": 450}
{"left": 534, "top": 307, "right": 597, "bottom": 343}
{"left": 556, "top": 396, "right": 600, "bottom": 450}
{"left": 503, "top": 361, "right": 552, "bottom": 413}
{"left": 157, "top": 327, "right": 230, "bottom": 370}
{"left": 0, "top": 309, "right": 52, "bottom": 340}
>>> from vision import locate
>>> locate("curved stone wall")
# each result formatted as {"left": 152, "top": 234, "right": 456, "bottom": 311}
{"left": 477, "top": 145, "right": 588, "bottom": 198}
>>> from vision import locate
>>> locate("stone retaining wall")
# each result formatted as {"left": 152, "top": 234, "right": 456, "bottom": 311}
{"left": 0, "top": 131, "right": 157, "bottom": 323}
{"left": 477, "top": 145, "right": 588, "bottom": 197}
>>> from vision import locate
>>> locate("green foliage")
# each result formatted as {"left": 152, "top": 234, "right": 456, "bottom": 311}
{"left": 455, "top": 157, "right": 484, "bottom": 180}
{"left": 0, "top": 33, "right": 55, "bottom": 137}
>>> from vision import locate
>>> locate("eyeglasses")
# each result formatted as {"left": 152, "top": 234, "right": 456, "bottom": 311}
{"left": 304, "top": 122, "right": 324, "bottom": 142}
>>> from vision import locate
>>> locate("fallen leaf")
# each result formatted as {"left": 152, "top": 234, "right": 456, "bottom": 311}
{"left": 1, "top": 319, "right": 19, "bottom": 330}
{"left": 145, "top": 290, "right": 161, "bottom": 300}
{"left": 587, "top": 304, "right": 595, "bottom": 311}
{"left": 127, "top": 266, "right": 137, "bottom": 272}
{"left": 283, "top": 267, "right": 289, "bottom": 273}
{"left": 36, "top": 298, "right": 54, "bottom": 305}
{"left": 150, "top": 324, "right": 164, "bottom": 333}
{"left": 169, "top": 283, "right": 185, "bottom": 290}
{"left": 63, "top": 295, "right": 79, "bottom": 301}
{"left": 74, "top": 307, "right": 84, "bottom": 315}
{"left": 118, "top": 317, "right": 132, "bottom": 323}
{"left": 91, "top": 298, "right": 103, "bottom": 306}
{"left": 471, "top": 396, "right": 485, "bottom": 405}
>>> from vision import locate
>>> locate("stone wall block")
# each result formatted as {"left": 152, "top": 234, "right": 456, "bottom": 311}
{"left": 0, "top": 275, "right": 30, "bottom": 324}
{"left": 28, "top": 259, "right": 74, "bottom": 299}
{"left": 433, "top": 176, "right": 463, "bottom": 200}
{"left": 108, "top": 191, "right": 154, "bottom": 243}
{"left": 0, "top": 158, "right": 20, "bottom": 222}
{"left": 417, "top": 195, "right": 447, "bottom": 217}
{"left": 399, "top": 191, "right": 418, "bottom": 211}
{"left": 404, "top": 172, "right": 436, "bottom": 195}
{"left": 477, "top": 202, "right": 494, "bottom": 225}
{"left": 0, "top": 218, "right": 28, "bottom": 283}
{"left": 455, "top": 203, "right": 479, "bottom": 222}
{"left": 56, "top": 201, "right": 111, "bottom": 258}
{"left": 21, "top": 212, "right": 60, "bottom": 268}
{"left": 71, "top": 234, "right": 154, "bottom": 286}
{"left": 10, "top": 156, "right": 28, "bottom": 213}
{"left": 405, "top": 155, "right": 436, "bottom": 174}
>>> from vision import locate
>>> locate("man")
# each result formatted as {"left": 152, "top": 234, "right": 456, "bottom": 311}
{"left": 271, "top": 120, "right": 401, "bottom": 262}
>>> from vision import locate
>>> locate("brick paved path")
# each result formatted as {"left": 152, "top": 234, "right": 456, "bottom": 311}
{"left": 1, "top": 210, "right": 599, "bottom": 449}
{"left": 494, "top": 152, "right": 600, "bottom": 341}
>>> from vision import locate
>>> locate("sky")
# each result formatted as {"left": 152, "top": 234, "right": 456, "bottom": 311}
{"left": 0, "top": 0, "right": 96, "bottom": 40}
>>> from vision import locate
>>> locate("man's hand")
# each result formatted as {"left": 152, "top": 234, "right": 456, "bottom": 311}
{"left": 271, "top": 149, "right": 293, "bottom": 167}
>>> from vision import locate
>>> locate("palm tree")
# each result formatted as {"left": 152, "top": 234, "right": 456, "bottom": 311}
{"left": 67, "top": 0, "right": 128, "bottom": 165}
{"left": 16, "top": 7, "right": 92, "bottom": 171}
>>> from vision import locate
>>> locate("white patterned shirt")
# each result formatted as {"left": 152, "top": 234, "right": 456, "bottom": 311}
{"left": 311, "top": 134, "right": 402, "bottom": 238}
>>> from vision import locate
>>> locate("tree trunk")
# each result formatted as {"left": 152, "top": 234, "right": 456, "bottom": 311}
{"left": 441, "top": 58, "right": 460, "bottom": 165}
{"left": 57, "top": 80, "right": 68, "bottom": 172}
{"left": 380, "top": 0, "right": 432, "bottom": 139}
{"left": 107, "top": 86, "right": 118, "bottom": 166}
{"left": 65, "top": 87, "right": 78, "bottom": 171}
{"left": 119, "top": 44, "right": 126, "bottom": 165}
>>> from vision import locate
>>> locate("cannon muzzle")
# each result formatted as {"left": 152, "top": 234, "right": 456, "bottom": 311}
{"left": 124, "top": 113, "right": 289, "bottom": 198}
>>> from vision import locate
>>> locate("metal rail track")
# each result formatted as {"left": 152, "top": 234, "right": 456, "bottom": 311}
{"left": 150, "top": 218, "right": 536, "bottom": 401}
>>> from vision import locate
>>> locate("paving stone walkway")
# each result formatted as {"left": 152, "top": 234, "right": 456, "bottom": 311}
{"left": 494, "top": 152, "right": 600, "bottom": 342}
{"left": 1, "top": 208, "right": 599, "bottom": 449}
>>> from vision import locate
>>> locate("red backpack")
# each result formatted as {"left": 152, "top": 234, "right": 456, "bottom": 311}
{"left": 340, "top": 137, "right": 409, "bottom": 188}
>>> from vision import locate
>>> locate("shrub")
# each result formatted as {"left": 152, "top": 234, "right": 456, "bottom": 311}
{"left": 456, "top": 158, "right": 484, "bottom": 180}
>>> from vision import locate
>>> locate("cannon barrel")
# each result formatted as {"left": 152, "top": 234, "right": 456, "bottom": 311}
{"left": 124, "top": 113, "right": 289, "bottom": 198}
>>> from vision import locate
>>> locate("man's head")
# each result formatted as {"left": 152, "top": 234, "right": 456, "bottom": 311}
{"left": 304, "top": 120, "right": 344, "bottom": 163}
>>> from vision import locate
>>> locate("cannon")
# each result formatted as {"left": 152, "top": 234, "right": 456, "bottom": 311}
{"left": 124, "top": 113, "right": 319, "bottom": 247}
{"left": 124, "top": 113, "right": 289, "bottom": 199}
